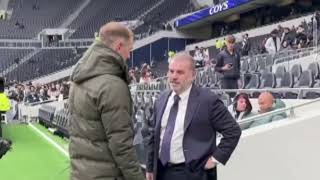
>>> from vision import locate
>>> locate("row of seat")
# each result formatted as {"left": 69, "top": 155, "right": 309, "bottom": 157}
{"left": 0, "top": 0, "right": 84, "bottom": 39}
{"left": 6, "top": 48, "right": 86, "bottom": 82}
{"left": 246, "top": 63, "right": 320, "bottom": 89}
{"left": 132, "top": 60, "right": 320, "bottom": 99}
{"left": 240, "top": 47, "right": 315, "bottom": 74}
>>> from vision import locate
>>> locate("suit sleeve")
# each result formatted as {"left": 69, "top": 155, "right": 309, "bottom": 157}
{"left": 210, "top": 97, "right": 242, "bottom": 165}
{"left": 145, "top": 101, "right": 157, "bottom": 172}
{"left": 98, "top": 83, "right": 144, "bottom": 180}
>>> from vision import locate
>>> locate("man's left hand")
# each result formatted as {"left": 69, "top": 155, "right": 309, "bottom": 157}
{"left": 204, "top": 156, "right": 217, "bottom": 170}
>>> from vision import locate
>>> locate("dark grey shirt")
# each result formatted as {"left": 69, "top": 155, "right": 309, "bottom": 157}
{"left": 215, "top": 49, "right": 241, "bottom": 79}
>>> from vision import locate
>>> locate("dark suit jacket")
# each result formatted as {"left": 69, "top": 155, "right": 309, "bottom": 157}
{"left": 146, "top": 85, "right": 241, "bottom": 179}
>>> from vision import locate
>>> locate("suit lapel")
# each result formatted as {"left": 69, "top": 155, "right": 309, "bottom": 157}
{"left": 184, "top": 85, "right": 200, "bottom": 131}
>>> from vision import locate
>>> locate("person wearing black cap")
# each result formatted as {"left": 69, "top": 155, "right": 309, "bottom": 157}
{"left": 215, "top": 35, "right": 241, "bottom": 89}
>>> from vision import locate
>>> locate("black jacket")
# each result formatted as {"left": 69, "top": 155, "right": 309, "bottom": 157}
{"left": 215, "top": 49, "right": 241, "bottom": 79}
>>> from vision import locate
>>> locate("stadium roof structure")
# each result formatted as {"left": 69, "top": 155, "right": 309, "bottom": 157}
{"left": 175, "top": 0, "right": 293, "bottom": 29}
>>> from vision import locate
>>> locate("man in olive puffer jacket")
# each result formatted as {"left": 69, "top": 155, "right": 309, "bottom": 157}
{"left": 68, "top": 22, "right": 144, "bottom": 180}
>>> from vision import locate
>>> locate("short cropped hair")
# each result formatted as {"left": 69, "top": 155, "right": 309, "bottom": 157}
{"left": 171, "top": 52, "right": 196, "bottom": 72}
{"left": 99, "top": 22, "right": 133, "bottom": 47}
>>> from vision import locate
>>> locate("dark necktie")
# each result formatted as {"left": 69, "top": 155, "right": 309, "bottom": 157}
{"left": 159, "top": 94, "right": 180, "bottom": 166}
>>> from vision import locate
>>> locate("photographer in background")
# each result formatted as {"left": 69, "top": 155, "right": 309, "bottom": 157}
{"left": 215, "top": 35, "right": 241, "bottom": 90}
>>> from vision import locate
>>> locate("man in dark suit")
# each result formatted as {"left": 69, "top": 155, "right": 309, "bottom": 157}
{"left": 146, "top": 52, "right": 242, "bottom": 180}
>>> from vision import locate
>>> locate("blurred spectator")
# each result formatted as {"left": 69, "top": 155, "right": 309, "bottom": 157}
{"left": 249, "top": 92, "right": 287, "bottom": 128}
{"left": 134, "top": 66, "right": 140, "bottom": 80}
{"left": 215, "top": 35, "right": 241, "bottom": 89}
{"left": 129, "top": 69, "right": 138, "bottom": 84}
{"left": 25, "top": 86, "right": 39, "bottom": 103}
{"left": 215, "top": 39, "right": 224, "bottom": 51}
{"left": 147, "top": 25, "right": 153, "bottom": 35}
{"left": 241, "top": 34, "right": 251, "bottom": 56}
{"left": 38, "top": 88, "right": 49, "bottom": 102}
{"left": 59, "top": 82, "right": 69, "bottom": 99}
{"left": 228, "top": 93, "right": 254, "bottom": 121}
{"left": 140, "top": 63, "right": 149, "bottom": 75}
{"left": 280, "top": 27, "right": 294, "bottom": 48}
{"left": 296, "top": 25, "right": 308, "bottom": 48}
{"left": 7, "top": 79, "right": 71, "bottom": 104}
{"left": 281, "top": 40, "right": 293, "bottom": 51}
{"left": 47, "top": 83, "right": 60, "bottom": 99}
{"left": 139, "top": 71, "right": 152, "bottom": 84}
{"left": 193, "top": 46, "right": 204, "bottom": 68}
{"left": 277, "top": 25, "right": 284, "bottom": 35}
{"left": 167, "top": 50, "right": 175, "bottom": 63}
{"left": 265, "top": 30, "right": 281, "bottom": 54}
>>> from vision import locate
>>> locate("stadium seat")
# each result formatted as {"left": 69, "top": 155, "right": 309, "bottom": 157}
{"left": 248, "top": 58, "right": 258, "bottom": 72}
{"left": 296, "top": 71, "right": 314, "bottom": 88}
{"left": 279, "top": 71, "right": 299, "bottom": 98}
{"left": 245, "top": 74, "right": 260, "bottom": 89}
{"left": 265, "top": 54, "right": 274, "bottom": 66}
{"left": 279, "top": 72, "right": 294, "bottom": 88}
{"left": 308, "top": 62, "right": 320, "bottom": 79}
{"left": 241, "top": 59, "right": 249, "bottom": 73}
{"left": 257, "top": 57, "right": 267, "bottom": 72}
{"left": 291, "top": 64, "right": 302, "bottom": 86}
{"left": 260, "top": 72, "right": 276, "bottom": 89}
{"left": 275, "top": 65, "right": 286, "bottom": 88}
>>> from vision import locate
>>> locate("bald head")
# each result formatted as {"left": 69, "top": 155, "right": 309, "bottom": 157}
{"left": 258, "top": 92, "right": 275, "bottom": 113}
{"left": 99, "top": 22, "right": 134, "bottom": 60}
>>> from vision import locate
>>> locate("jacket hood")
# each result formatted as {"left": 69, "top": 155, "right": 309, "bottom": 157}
{"left": 273, "top": 99, "right": 286, "bottom": 110}
{"left": 71, "top": 40, "right": 129, "bottom": 84}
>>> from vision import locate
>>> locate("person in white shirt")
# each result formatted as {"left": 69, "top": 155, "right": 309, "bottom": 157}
{"left": 265, "top": 30, "right": 281, "bottom": 55}
{"left": 146, "top": 52, "right": 241, "bottom": 180}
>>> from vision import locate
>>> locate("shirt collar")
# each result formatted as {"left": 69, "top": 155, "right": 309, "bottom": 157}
{"left": 172, "top": 84, "right": 192, "bottom": 101}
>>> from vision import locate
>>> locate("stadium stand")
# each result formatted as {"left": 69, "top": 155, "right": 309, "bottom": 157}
{"left": 0, "top": 49, "right": 32, "bottom": 70}
{"left": 0, "top": 0, "right": 85, "bottom": 39}
{"left": 69, "top": 0, "right": 193, "bottom": 39}
{"left": 6, "top": 48, "right": 86, "bottom": 82}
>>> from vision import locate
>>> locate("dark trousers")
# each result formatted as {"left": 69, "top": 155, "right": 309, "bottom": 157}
{"left": 157, "top": 161, "right": 217, "bottom": 180}
{"left": 221, "top": 78, "right": 239, "bottom": 89}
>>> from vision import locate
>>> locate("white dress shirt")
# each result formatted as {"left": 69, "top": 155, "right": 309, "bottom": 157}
{"left": 159, "top": 85, "right": 192, "bottom": 163}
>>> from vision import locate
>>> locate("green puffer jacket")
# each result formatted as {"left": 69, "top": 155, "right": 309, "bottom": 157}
{"left": 68, "top": 41, "right": 144, "bottom": 180}
{"left": 249, "top": 99, "right": 287, "bottom": 128}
